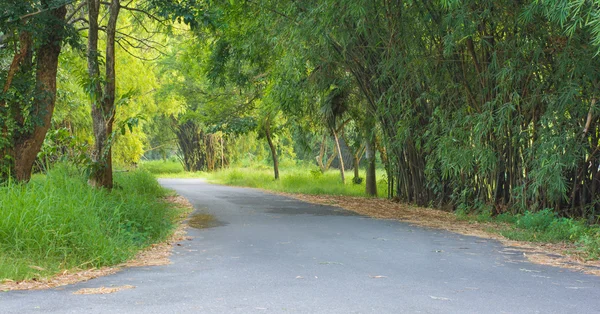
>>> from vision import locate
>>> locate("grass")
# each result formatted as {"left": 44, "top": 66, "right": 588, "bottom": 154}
{"left": 208, "top": 164, "right": 388, "bottom": 197}
{"left": 139, "top": 159, "right": 185, "bottom": 175}
{"left": 458, "top": 208, "right": 600, "bottom": 259}
{"left": 140, "top": 160, "right": 388, "bottom": 197}
{"left": 0, "top": 165, "right": 183, "bottom": 282}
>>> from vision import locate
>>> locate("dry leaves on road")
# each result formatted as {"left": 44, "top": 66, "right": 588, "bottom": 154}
{"left": 73, "top": 285, "right": 135, "bottom": 295}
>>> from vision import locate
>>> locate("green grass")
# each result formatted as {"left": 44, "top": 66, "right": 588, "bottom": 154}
{"left": 139, "top": 159, "right": 185, "bottom": 175}
{"left": 140, "top": 160, "right": 388, "bottom": 197}
{"left": 0, "top": 165, "right": 183, "bottom": 282}
{"left": 203, "top": 165, "right": 388, "bottom": 197}
{"left": 458, "top": 208, "right": 600, "bottom": 259}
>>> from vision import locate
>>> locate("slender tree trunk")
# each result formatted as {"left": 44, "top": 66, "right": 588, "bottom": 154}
{"left": 332, "top": 128, "right": 346, "bottom": 184}
{"left": 88, "top": 0, "right": 120, "bottom": 188}
{"left": 365, "top": 136, "right": 377, "bottom": 197}
{"left": 353, "top": 155, "right": 360, "bottom": 181}
{"left": 265, "top": 117, "right": 279, "bottom": 180}
{"left": 220, "top": 136, "right": 224, "bottom": 168}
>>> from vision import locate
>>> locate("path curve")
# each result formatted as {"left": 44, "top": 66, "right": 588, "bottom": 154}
{"left": 1, "top": 178, "right": 599, "bottom": 313}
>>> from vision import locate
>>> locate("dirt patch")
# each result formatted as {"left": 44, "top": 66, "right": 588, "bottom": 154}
{"left": 188, "top": 212, "right": 227, "bottom": 229}
{"left": 73, "top": 285, "right": 135, "bottom": 295}
{"left": 0, "top": 195, "right": 194, "bottom": 292}
{"left": 278, "top": 192, "right": 600, "bottom": 276}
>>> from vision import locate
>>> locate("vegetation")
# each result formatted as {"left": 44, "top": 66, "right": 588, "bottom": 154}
{"left": 3, "top": 0, "right": 600, "bottom": 280}
{"left": 205, "top": 164, "right": 389, "bottom": 197}
{"left": 457, "top": 209, "right": 600, "bottom": 259}
{"left": 0, "top": 165, "right": 182, "bottom": 281}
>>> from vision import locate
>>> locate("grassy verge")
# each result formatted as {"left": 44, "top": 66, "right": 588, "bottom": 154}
{"left": 138, "top": 159, "right": 186, "bottom": 176}
{"left": 457, "top": 209, "right": 600, "bottom": 259}
{"left": 0, "top": 165, "right": 184, "bottom": 282}
{"left": 206, "top": 165, "right": 388, "bottom": 197}
{"left": 140, "top": 160, "right": 388, "bottom": 197}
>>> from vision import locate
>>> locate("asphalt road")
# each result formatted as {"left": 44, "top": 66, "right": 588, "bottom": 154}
{"left": 2, "top": 178, "right": 600, "bottom": 313}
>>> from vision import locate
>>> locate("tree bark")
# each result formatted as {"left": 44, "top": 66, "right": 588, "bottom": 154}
{"left": 365, "top": 136, "right": 377, "bottom": 197}
{"left": 332, "top": 128, "right": 346, "bottom": 184}
{"left": 88, "top": 0, "right": 120, "bottom": 188}
{"left": 12, "top": 4, "right": 67, "bottom": 181}
{"left": 265, "top": 116, "right": 279, "bottom": 180}
{"left": 316, "top": 133, "right": 336, "bottom": 173}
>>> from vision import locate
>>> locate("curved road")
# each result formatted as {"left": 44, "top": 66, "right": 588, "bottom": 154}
{"left": 2, "top": 178, "right": 600, "bottom": 313}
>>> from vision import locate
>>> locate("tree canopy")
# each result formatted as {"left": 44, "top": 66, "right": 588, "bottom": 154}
{"left": 3, "top": 0, "right": 600, "bottom": 220}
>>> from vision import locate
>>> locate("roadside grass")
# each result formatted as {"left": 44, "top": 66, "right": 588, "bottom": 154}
{"left": 139, "top": 159, "right": 185, "bottom": 175}
{"left": 204, "top": 165, "right": 388, "bottom": 197}
{"left": 140, "top": 160, "right": 388, "bottom": 197}
{"left": 457, "top": 208, "right": 600, "bottom": 259}
{"left": 0, "top": 165, "right": 184, "bottom": 282}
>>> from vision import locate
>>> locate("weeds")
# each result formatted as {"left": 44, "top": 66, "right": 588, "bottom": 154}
{"left": 0, "top": 165, "right": 181, "bottom": 281}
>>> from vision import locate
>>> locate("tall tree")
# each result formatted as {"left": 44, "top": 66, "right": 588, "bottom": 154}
{"left": 86, "top": 0, "right": 120, "bottom": 188}
{"left": 0, "top": 0, "right": 68, "bottom": 181}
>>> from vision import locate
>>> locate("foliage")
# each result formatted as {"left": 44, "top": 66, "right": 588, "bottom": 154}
{"left": 193, "top": 0, "right": 600, "bottom": 220}
{"left": 0, "top": 165, "right": 182, "bottom": 281}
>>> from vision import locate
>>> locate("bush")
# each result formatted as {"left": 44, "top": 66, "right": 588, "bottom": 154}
{"left": 515, "top": 209, "right": 556, "bottom": 232}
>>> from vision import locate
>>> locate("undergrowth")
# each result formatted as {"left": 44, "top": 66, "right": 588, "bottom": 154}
{"left": 0, "top": 165, "right": 182, "bottom": 282}
{"left": 457, "top": 208, "right": 600, "bottom": 259}
{"left": 139, "top": 159, "right": 185, "bottom": 175}
{"left": 204, "top": 165, "right": 388, "bottom": 197}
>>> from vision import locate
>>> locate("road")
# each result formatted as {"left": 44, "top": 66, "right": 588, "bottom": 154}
{"left": 2, "top": 178, "right": 600, "bottom": 313}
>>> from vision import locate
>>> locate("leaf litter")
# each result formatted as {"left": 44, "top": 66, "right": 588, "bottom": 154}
{"left": 73, "top": 285, "right": 135, "bottom": 295}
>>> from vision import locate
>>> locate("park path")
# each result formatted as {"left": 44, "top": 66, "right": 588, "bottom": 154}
{"left": 1, "top": 178, "right": 600, "bottom": 313}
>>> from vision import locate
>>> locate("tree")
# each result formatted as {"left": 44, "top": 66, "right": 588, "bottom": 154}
{"left": 0, "top": 0, "right": 69, "bottom": 182}
{"left": 85, "top": 0, "right": 120, "bottom": 188}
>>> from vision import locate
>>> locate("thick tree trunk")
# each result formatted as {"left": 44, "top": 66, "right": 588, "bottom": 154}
{"left": 88, "top": 0, "right": 120, "bottom": 188}
{"left": 265, "top": 118, "right": 279, "bottom": 180}
{"left": 1, "top": 2, "right": 66, "bottom": 181}
{"left": 1, "top": 31, "right": 32, "bottom": 179}
{"left": 332, "top": 128, "right": 346, "bottom": 184}
{"left": 12, "top": 4, "right": 67, "bottom": 181}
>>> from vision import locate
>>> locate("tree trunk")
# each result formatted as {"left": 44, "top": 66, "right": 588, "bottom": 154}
{"left": 12, "top": 4, "right": 67, "bottom": 181}
{"left": 87, "top": 0, "right": 120, "bottom": 188}
{"left": 1, "top": 2, "right": 66, "bottom": 182}
{"left": 332, "top": 128, "right": 346, "bottom": 184}
{"left": 265, "top": 117, "right": 279, "bottom": 180}
{"left": 365, "top": 136, "right": 377, "bottom": 197}
{"left": 353, "top": 155, "right": 360, "bottom": 181}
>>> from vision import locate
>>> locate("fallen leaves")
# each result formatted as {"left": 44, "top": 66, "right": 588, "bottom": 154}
{"left": 73, "top": 285, "right": 135, "bottom": 295}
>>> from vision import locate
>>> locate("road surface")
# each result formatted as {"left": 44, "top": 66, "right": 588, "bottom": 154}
{"left": 1, "top": 178, "right": 600, "bottom": 313}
